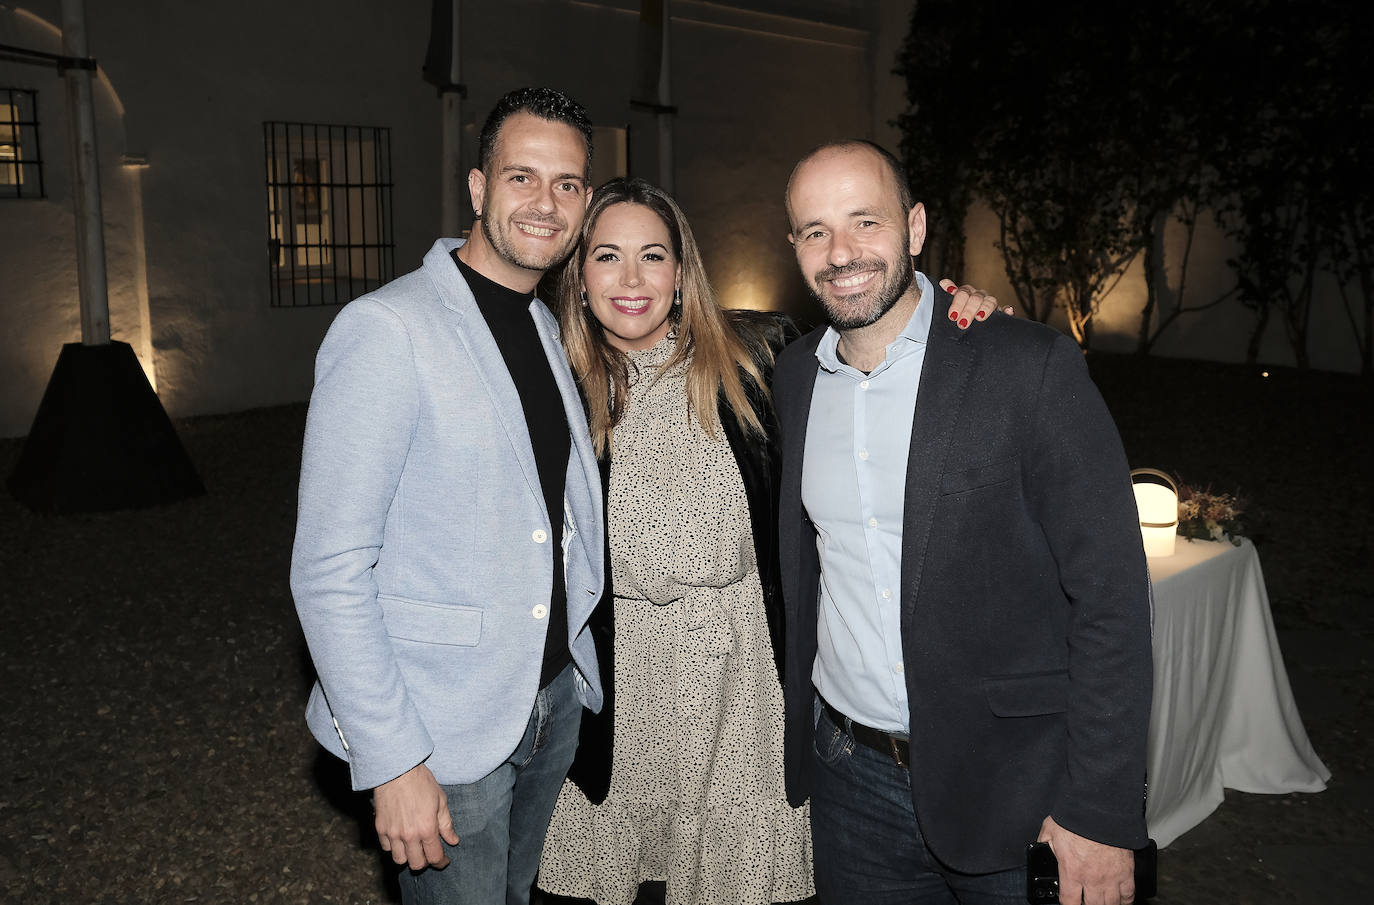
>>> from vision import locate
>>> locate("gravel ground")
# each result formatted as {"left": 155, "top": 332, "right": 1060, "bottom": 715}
{"left": 0, "top": 353, "right": 1370, "bottom": 904}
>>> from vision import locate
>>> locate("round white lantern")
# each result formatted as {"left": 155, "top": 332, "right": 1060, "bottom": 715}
{"left": 1131, "top": 468, "right": 1179, "bottom": 558}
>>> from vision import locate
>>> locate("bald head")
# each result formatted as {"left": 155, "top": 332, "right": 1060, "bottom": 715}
{"left": 784, "top": 139, "right": 926, "bottom": 335}
{"left": 785, "top": 140, "right": 913, "bottom": 228}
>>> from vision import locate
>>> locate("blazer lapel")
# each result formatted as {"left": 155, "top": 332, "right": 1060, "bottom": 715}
{"left": 778, "top": 329, "right": 825, "bottom": 615}
{"left": 530, "top": 300, "right": 605, "bottom": 602}
{"left": 900, "top": 313, "right": 974, "bottom": 620}
{"left": 423, "top": 241, "right": 546, "bottom": 521}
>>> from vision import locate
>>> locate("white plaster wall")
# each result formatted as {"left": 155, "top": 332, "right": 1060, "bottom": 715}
{"left": 2, "top": 0, "right": 890, "bottom": 437}
{"left": 453, "top": 0, "right": 874, "bottom": 320}
{"left": 97, "top": 0, "right": 441, "bottom": 422}
{"left": 1, "top": 0, "right": 440, "bottom": 436}
{"left": 670, "top": 9, "right": 870, "bottom": 321}
{"left": 0, "top": 5, "right": 156, "bottom": 437}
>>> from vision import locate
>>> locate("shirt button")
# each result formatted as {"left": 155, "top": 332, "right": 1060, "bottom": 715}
{"left": 894, "top": 662, "right": 904, "bottom": 674}
{"left": 532, "top": 529, "right": 548, "bottom": 543}
{"left": 881, "top": 588, "right": 892, "bottom": 599}
{"left": 868, "top": 518, "right": 878, "bottom": 528}
{"left": 532, "top": 604, "right": 548, "bottom": 619}
{"left": 858, "top": 449, "right": 869, "bottom": 460}
{"left": 860, "top": 380, "right": 870, "bottom": 390}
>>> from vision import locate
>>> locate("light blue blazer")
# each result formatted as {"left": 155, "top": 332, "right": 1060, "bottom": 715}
{"left": 290, "top": 238, "right": 605, "bottom": 791}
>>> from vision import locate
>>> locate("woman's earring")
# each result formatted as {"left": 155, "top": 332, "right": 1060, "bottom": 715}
{"left": 580, "top": 289, "right": 589, "bottom": 307}
{"left": 672, "top": 287, "right": 682, "bottom": 306}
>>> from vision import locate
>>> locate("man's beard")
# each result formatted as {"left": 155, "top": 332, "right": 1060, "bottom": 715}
{"left": 809, "top": 253, "right": 915, "bottom": 330}
{"left": 481, "top": 211, "right": 575, "bottom": 273}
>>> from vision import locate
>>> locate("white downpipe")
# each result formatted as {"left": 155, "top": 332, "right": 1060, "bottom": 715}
{"left": 61, "top": 0, "right": 110, "bottom": 346}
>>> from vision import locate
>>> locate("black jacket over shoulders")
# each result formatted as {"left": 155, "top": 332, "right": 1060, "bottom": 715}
{"left": 772, "top": 309, "right": 1153, "bottom": 874}
{"left": 565, "top": 311, "right": 796, "bottom": 805}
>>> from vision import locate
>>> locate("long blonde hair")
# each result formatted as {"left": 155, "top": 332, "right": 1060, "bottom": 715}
{"left": 558, "top": 178, "right": 772, "bottom": 457}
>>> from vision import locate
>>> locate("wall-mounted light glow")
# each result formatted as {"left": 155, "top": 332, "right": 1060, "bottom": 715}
{"left": 720, "top": 277, "right": 778, "bottom": 313}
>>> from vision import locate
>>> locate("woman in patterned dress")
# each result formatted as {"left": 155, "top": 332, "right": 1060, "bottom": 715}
{"left": 536, "top": 177, "right": 813, "bottom": 905}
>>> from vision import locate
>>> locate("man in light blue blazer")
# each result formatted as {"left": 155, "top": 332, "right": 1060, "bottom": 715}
{"left": 290, "top": 88, "right": 603, "bottom": 905}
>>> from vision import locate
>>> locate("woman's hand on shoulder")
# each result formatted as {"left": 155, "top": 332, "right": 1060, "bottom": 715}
{"left": 939, "top": 279, "right": 1014, "bottom": 330}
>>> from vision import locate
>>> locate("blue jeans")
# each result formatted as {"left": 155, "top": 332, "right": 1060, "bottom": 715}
{"left": 809, "top": 701, "right": 1024, "bottom": 905}
{"left": 398, "top": 664, "right": 582, "bottom": 905}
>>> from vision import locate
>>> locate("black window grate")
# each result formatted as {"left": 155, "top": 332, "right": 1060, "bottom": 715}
{"left": 1, "top": 88, "right": 44, "bottom": 199}
{"left": 264, "top": 121, "right": 395, "bottom": 307}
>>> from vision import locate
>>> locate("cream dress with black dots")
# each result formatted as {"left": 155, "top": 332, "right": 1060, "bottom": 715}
{"left": 538, "top": 337, "right": 813, "bottom": 905}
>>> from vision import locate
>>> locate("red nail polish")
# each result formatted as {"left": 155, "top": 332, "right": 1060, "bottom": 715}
{"left": 958, "top": 318, "right": 969, "bottom": 328}
{"left": 945, "top": 284, "right": 957, "bottom": 294}
{"left": 948, "top": 311, "right": 959, "bottom": 321}
{"left": 976, "top": 310, "right": 988, "bottom": 320}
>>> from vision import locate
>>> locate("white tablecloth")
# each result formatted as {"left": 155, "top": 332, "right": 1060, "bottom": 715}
{"left": 1145, "top": 538, "right": 1330, "bottom": 847}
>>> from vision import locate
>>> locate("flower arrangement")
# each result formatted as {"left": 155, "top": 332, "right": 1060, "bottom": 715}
{"left": 1176, "top": 481, "right": 1247, "bottom": 545}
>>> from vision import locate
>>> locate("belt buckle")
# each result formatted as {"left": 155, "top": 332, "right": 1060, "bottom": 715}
{"left": 888, "top": 734, "right": 907, "bottom": 769}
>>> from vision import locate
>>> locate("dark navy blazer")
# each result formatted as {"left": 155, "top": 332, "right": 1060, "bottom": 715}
{"left": 773, "top": 307, "right": 1153, "bottom": 874}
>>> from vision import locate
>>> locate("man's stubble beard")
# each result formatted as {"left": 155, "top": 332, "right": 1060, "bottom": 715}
{"left": 481, "top": 211, "right": 577, "bottom": 274}
{"left": 811, "top": 252, "right": 916, "bottom": 330}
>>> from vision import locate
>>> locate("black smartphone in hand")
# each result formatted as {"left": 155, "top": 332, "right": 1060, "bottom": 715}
{"left": 1025, "top": 839, "right": 1157, "bottom": 903}
{"left": 1026, "top": 841, "right": 1061, "bottom": 903}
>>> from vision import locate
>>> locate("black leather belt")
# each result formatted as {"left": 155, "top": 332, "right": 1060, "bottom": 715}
{"left": 821, "top": 697, "right": 910, "bottom": 769}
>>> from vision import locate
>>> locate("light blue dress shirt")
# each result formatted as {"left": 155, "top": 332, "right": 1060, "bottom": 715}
{"left": 802, "top": 270, "right": 935, "bottom": 734}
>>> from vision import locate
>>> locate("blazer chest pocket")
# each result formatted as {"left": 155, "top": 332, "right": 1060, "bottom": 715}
{"left": 379, "top": 594, "right": 483, "bottom": 646}
{"left": 940, "top": 456, "right": 1018, "bottom": 495}
{"left": 982, "top": 670, "right": 1069, "bottom": 718}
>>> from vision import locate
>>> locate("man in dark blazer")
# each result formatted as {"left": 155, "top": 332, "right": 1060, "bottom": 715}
{"left": 773, "top": 140, "right": 1153, "bottom": 905}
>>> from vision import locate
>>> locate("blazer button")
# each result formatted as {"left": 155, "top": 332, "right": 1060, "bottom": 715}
{"left": 532, "top": 529, "right": 548, "bottom": 543}
{"left": 532, "top": 604, "right": 548, "bottom": 619}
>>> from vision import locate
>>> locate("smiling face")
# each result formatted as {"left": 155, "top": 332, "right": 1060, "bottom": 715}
{"left": 464, "top": 112, "right": 590, "bottom": 291}
{"left": 786, "top": 145, "right": 925, "bottom": 330}
{"left": 581, "top": 202, "right": 682, "bottom": 352}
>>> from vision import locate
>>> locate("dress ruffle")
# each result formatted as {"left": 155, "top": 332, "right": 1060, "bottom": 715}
{"left": 540, "top": 785, "right": 813, "bottom": 905}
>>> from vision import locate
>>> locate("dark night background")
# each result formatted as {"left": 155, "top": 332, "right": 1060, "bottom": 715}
{"left": 2, "top": 1, "right": 1372, "bottom": 902}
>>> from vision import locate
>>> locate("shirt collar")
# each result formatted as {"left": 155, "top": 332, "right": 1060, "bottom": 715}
{"left": 815, "top": 269, "right": 934, "bottom": 374}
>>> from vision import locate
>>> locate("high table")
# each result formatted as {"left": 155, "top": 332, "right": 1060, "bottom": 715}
{"left": 1145, "top": 538, "right": 1330, "bottom": 847}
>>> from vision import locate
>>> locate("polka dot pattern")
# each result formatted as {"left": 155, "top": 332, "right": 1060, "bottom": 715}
{"left": 539, "top": 337, "right": 813, "bottom": 905}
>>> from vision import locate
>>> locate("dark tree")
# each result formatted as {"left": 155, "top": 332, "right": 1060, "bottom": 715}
{"left": 892, "top": 0, "right": 986, "bottom": 281}
{"left": 898, "top": 2, "right": 1149, "bottom": 346}
{"left": 1316, "top": 4, "right": 1374, "bottom": 376}
{"left": 1124, "top": 2, "right": 1239, "bottom": 354}
{"left": 894, "top": 0, "right": 1371, "bottom": 365}
{"left": 1209, "top": 0, "right": 1348, "bottom": 368}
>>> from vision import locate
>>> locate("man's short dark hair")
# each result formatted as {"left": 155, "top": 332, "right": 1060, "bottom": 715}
{"left": 787, "top": 139, "right": 915, "bottom": 213}
{"left": 477, "top": 87, "right": 594, "bottom": 179}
